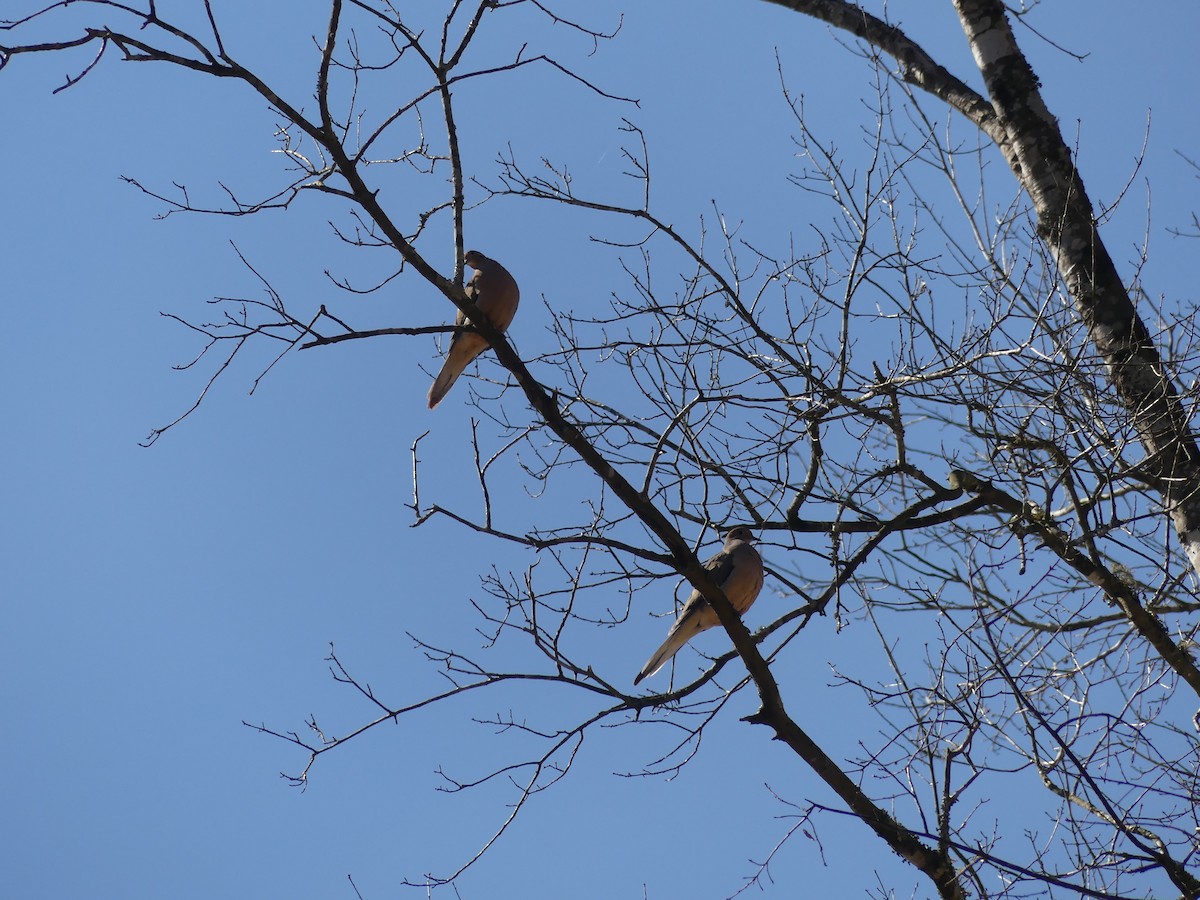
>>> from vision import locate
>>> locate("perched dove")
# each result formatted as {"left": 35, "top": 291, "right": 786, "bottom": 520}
{"left": 634, "top": 526, "right": 764, "bottom": 686}
{"left": 427, "top": 250, "right": 520, "bottom": 409}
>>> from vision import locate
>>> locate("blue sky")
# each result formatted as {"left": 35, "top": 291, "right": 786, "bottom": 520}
{"left": 3, "top": 2, "right": 1199, "bottom": 897}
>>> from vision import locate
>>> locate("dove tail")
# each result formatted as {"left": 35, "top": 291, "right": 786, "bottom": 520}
{"left": 427, "top": 356, "right": 466, "bottom": 409}
{"left": 633, "top": 628, "right": 694, "bottom": 686}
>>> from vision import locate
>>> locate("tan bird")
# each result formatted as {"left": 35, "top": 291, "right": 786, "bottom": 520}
{"left": 427, "top": 250, "right": 520, "bottom": 409}
{"left": 634, "top": 526, "right": 764, "bottom": 686}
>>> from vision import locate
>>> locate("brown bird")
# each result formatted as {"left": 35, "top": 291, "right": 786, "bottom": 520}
{"left": 427, "top": 250, "right": 520, "bottom": 409}
{"left": 634, "top": 526, "right": 764, "bottom": 685}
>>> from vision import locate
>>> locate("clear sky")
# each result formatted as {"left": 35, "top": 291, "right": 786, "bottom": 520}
{"left": 3, "top": 2, "right": 1198, "bottom": 898}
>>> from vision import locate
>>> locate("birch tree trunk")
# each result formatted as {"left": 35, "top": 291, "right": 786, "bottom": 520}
{"left": 951, "top": 0, "right": 1200, "bottom": 579}
{"left": 764, "top": 0, "right": 1200, "bottom": 696}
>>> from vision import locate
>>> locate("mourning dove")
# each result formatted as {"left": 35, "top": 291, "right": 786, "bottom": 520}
{"left": 634, "top": 526, "right": 764, "bottom": 685}
{"left": 427, "top": 250, "right": 520, "bottom": 409}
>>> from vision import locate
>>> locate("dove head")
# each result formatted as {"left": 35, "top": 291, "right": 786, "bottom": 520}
{"left": 464, "top": 249, "right": 486, "bottom": 270}
{"left": 725, "top": 526, "right": 755, "bottom": 544}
